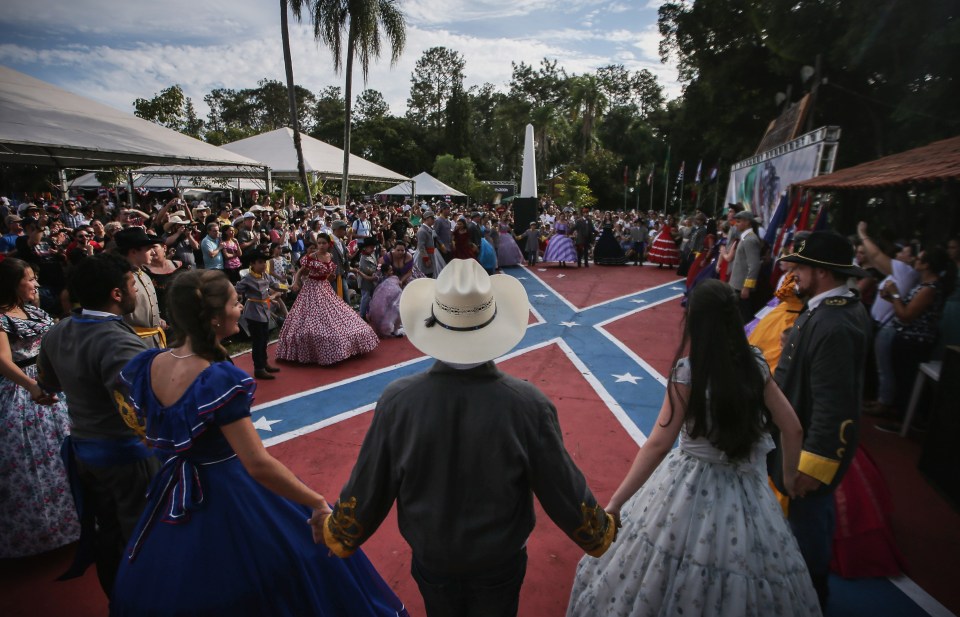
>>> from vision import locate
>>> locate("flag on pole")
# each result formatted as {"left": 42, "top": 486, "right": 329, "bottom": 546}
{"left": 673, "top": 162, "right": 685, "bottom": 203}
{"left": 708, "top": 164, "right": 719, "bottom": 183}
{"left": 635, "top": 166, "right": 642, "bottom": 185}
{"left": 694, "top": 160, "right": 702, "bottom": 183}
{"left": 623, "top": 165, "right": 629, "bottom": 186}
{"left": 647, "top": 164, "right": 655, "bottom": 186}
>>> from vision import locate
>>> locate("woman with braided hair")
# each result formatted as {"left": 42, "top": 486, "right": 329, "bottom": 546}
{"left": 109, "top": 269, "right": 406, "bottom": 616}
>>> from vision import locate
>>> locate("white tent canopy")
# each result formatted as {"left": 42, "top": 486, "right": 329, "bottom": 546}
{"left": 0, "top": 66, "right": 265, "bottom": 170}
{"left": 224, "top": 128, "right": 407, "bottom": 183}
{"left": 68, "top": 171, "right": 267, "bottom": 192}
{"left": 138, "top": 128, "right": 407, "bottom": 184}
{"left": 376, "top": 171, "right": 466, "bottom": 197}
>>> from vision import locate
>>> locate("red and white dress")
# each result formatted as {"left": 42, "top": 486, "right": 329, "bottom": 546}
{"left": 275, "top": 255, "right": 378, "bottom": 365}
{"left": 648, "top": 224, "right": 681, "bottom": 267}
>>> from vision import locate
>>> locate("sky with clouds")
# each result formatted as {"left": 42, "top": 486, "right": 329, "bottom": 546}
{"left": 0, "top": 0, "right": 681, "bottom": 120}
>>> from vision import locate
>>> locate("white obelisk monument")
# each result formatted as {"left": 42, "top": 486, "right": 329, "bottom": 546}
{"left": 520, "top": 124, "right": 537, "bottom": 198}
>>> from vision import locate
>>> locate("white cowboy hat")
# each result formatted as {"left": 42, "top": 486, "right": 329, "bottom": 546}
{"left": 399, "top": 259, "right": 529, "bottom": 364}
{"left": 163, "top": 214, "right": 190, "bottom": 231}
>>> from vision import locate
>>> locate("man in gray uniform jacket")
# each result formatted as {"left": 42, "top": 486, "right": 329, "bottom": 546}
{"left": 728, "top": 210, "right": 762, "bottom": 322}
{"left": 38, "top": 253, "right": 159, "bottom": 597}
{"left": 768, "top": 231, "right": 871, "bottom": 610}
{"left": 320, "top": 259, "right": 617, "bottom": 617}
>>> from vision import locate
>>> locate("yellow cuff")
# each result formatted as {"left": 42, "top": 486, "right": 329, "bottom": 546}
{"left": 323, "top": 515, "right": 356, "bottom": 559}
{"left": 799, "top": 450, "right": 840, "bottom": 485}
{"left": 743, "top": 278, "right": 757, "bottom": 289}
{"left": 585, "top": 513, "right": 617, "bottom": 558}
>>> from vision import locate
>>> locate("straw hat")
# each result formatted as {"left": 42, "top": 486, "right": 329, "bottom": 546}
{"left": 399, "top": 259, "right": 529, "bottom": 364}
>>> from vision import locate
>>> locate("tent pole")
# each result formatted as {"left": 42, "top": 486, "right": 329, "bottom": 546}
{"left": 127, "top": 171, "right": 135, "bottom": 209}
{"left": 266, "top": 167, "right": 273, "bottom": 194}
{"left": 58, "top": 168, "right": 68, "bottom": 200}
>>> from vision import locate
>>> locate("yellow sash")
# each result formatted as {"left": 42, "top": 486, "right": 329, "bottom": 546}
{"left": 133, "top": 326, "right": 167, "bottom": 348}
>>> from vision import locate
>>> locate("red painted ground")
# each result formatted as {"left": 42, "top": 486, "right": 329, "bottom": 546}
{"left": 604, "top": 300, "right": 686, "bottom": 377}
{"left": 522, "top": 263, "right": 681, "bottom": 309}
{"left": 269, "top": 343, "right": 639, "bottom": 617}
{"left": 0, "top": 343, "right": 639, "bottom": 617}
{"left": 4, "top": 266, "right": 959, "bottom": 616}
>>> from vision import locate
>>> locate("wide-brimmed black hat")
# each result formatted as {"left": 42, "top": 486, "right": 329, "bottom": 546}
{"left": 245, "top": 249, "right": 270, "bottom": 263}
{"left": 779, "top": 230, "right": 867, "bottom": 278}
{"left": 114, "top": 227, "right": 158, "bottom": 251}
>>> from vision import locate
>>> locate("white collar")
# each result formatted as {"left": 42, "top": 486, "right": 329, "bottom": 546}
{"left": 806, "top": 284, "right": 851, "bottom": 311}
{"left": 81, "top": 308, "right": 121, "bottom": 318}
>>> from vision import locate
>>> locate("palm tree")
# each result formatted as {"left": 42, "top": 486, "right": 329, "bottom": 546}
{"left": 281, "top": 0, "right": 313, "bottom": 208}
{"left": 311, "top": 0, "right": 406, "bottom": 204}
{"left": 569, "top": 74, "right": 608, "bottom": 159}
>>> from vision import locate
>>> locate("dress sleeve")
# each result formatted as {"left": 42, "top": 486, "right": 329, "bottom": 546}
{"left": 670, "top": 357, "right": 691, "bottom": 386}
{"left": 750, "top": 346, "right": 771, "bottom": 381}
{"left": 196, "top": 363, "right": 257, "bottom": 426}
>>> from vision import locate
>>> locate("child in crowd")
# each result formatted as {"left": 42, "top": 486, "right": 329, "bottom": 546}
{"left": 355, "top": 238, "right": 380, "bottom": 321}
{"left": 518, "top": 221, "right": 540, "bottom": 267}
{"left": 235, "top": 251, "right": 284, "bottom": 380}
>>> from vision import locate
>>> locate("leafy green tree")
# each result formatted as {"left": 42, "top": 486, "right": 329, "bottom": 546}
{"left": 556, "top": 169, "right": 597, "bottom": 210}
{"left": 354, "top": 88, "right": 389, "bottom": 124}
{"left": 310, "top": 0, "right": 407, "bottom": 202}
{"left": 183, "top": 98, "right": 204, "bottom": 139}
{"left": 443, "top": 81, "right": 470, "bottom": 158}
{"left": 133, "top": 85, "right": 189, "bottom": 131}
{"left": 407, "top": 47, "right": 466, "bottom": 133}
{"left": 311, "top": 85, "right": 345, "bottom": 145}
{"left": 631, "top": 69, "right": 665, "bottom": 118}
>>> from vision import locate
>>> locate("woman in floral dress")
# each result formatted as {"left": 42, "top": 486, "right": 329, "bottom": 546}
{"left": 567, "top": 280, "right": 820, "bottom": 617}
{"left": 275, "top": 234, "right": 379, "bottom": 365}
{"left": 0, "top": 257, "right": 79, "bottom": 558}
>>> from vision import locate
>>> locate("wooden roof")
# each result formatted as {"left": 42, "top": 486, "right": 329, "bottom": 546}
{"left": 796, "top": 135, "right": 960, "bottom": 190}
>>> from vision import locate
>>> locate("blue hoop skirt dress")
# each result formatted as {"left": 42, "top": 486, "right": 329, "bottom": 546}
{"left": 110, "top": 350, "right": 407, "bottom": 617}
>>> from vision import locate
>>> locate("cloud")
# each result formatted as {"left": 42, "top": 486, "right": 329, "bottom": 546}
{"left": 401, "top": 0, "right": 608, "bottom": 24}
{"left": 1, "top": 0, "right": 683, "bottom": 119}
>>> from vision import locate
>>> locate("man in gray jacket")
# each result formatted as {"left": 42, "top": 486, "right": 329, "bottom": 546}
{"left": 320, "top": 259, "right": 616, "bottom": 617}
{"left": 38, "top": 253, "right": 158, "bottom": 597}
{"left": 769, "top": 231, "right": 871, "bottom": 610}
{"left": 728, "top": 210, "right": 762, "bottom": 322}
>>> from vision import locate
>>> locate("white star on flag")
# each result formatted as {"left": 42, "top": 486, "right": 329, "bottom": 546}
{"left": 630, "top": 299, "right": 648, "bottom": 304}
{"left": 533, "top": 294, "right": 548, "bottom": 298}
{"left": 537, "top": 268, "right": 547, "bottom": 272}
{"left": 517, "top": 276, "right": 527, "bottom": 280}
{"left": 559, "top": 321, "right": 579, "bottom": 327}
{"left": 670, "top": 286, "right": 684, "bottom": 290}
{"left": 557, "top": 274, "right": 566, "bottom": 278}
{"left": 253, "top": 416, "right": 283, "bottom": 431}
{"left": 612, "top": 373, "right": 643, "bottom": 384}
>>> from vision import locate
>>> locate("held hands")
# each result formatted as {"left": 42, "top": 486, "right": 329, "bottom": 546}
{"left": 791, "top": 471, "right": 822, "bottom": 499}
{"left": 28, "top": 383, "right": 59, "bottom": 406}
{"left": 306, "top": 499, "right": 333, "bottom": 545}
